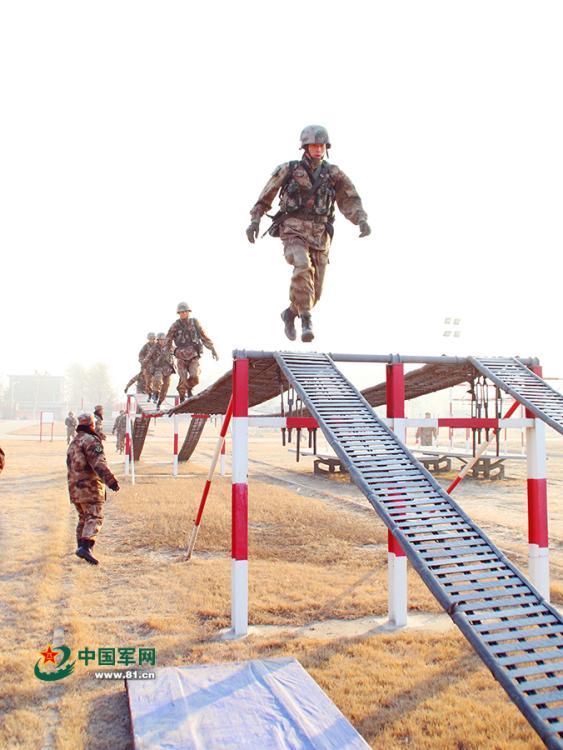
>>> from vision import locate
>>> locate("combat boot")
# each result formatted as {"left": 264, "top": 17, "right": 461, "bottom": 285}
{"left": 300, "top": 312, "right": 314, "bottom": 343}
{"left": 280, "top": 307, "right": 297, "bottom": 341}
{"left": 76, "top": 538, "right": 99, "bottom": 565}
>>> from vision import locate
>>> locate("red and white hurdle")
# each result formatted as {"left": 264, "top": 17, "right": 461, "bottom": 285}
{"left": 224, "top": 359, "right": 551, "bottom": 638}
{"left": 526, "top": 365, "right": 549, "bottom": 600}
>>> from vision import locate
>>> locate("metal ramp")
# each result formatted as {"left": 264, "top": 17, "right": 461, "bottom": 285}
{"left": 132, "top": 417, "right": 150, "bottom": 461}
{"left": 178, "top": 415, "right": 209, "bottom": 462}
{"left": 274, "top": 352, "right": 563, "bottom": 749}
{"left": 471, "top": 357, "right": 563, "bottom": 436}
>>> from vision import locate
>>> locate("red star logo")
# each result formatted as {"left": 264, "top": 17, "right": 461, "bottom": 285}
{"left": 40, "top": 645, "right": 59, "bottom": 665}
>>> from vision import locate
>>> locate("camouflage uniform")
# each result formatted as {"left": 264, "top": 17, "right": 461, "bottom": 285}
{"left": 166, "top": 318, "right": 215, "bottom": 401}
{"left": 416, "top": 426, "right": 438, "bottom": 447}
{"left": 249, "top": 153, "right": 368, "bottom": 316}
{"left": 94, "top": 411, "right": 106, "bottom": 441}
{"left": 64, "top": 414, "right": 78, "bottom": 444}
{"left": 112, "top": 412, "right": 127, "bottom": 453}
{"left": 139, "top": 341, "right": 158, "bottom": 396}
{"left": 125, "top": 372, "right": 141, "bottom": 392}
{"left": 0, "top": 446, "right": 4, "bottom": 473}
{"left": 67, "top": 428, "right": 117, "bottom": 542}
{"left": 147, "top": 346, "right": 175, "bottom": 406}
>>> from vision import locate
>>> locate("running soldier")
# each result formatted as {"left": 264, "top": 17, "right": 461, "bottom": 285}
{"left": 165, "top": 302, "right": 218, "bottom": 401}
{"left": 147, "top": 332, "right": 176, "bottom": 408}
{"left": 93, "top": 405, "right": 106, "bottom": 441}
{"left": 246, "top": 125, "right": 371, "bottom": 342}
{"left": 64, "top": 411, "right": 78, "bottom": 444}
{"left": 67, "top": 412, "right": 119, "bottom": 565}
{"left": 112, "top": 410, "right": 127, "bottom": 453}
{"left": 138, "top": 332, "right": 157, "bottom": 399}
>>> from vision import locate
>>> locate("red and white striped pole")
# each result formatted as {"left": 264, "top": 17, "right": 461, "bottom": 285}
{"left": 220, "top": 437, "right": 226, "bottom": 476}
{"left": 124, "top": 394, "right": 132, "bottom": 475}
{"left": 447, "top": 400, "right": 520, "bottom": 495}
{"left": 386, "top": 363, "right": 407, "bottom": 627}
{"left": 526, "top": 365, "right": 549, "bottom": 600}
{"left": 185, "top": 397, "right": 234, "bottom": 559}
{"left": 231, "top": 359, "right": 249, "bottom": 636}
{"left": 173, "top": 397, "right": 179, "bottom": 476}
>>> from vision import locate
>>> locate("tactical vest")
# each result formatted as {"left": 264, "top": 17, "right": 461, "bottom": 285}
{"left": 174, "top": 319, "right": 203, "bottom": 355}
{"left": 280, "top": 160, "right": 336, "bottom": 220}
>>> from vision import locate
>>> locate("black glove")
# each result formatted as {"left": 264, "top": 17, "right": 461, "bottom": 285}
{"left": 108, "top": 479, "right": 120, "bottom": 492}
{"left": 246, "top": 221, "right": 260, "bottom": 243}
{"left": 359, "top": 220, "right": 371, "bottom": 238}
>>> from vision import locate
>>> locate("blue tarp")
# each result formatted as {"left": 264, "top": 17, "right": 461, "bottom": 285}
{"left": 127, "top": 657, "right": 370, "bottom": 749}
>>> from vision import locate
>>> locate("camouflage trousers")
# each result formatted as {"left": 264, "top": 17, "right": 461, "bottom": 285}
{"left": 66, "top": 429, "right": 74, "bottom": 445}
{"left": 283, "top": 240, "right": 328, "bottom": 315}
{"left": 141, "top": 365, "right": 153, "bottom": 395}
{"left": 177, "top": 357, "right": 200, "bottom": 400}
{"left": 73, "top": 501, "right": 104, "bottom": 542}
{"left": 115, "top": 431, "right": 125, "bottom": 453}
{"left": 152, "top": 370, "right": 171, "bottom": 404}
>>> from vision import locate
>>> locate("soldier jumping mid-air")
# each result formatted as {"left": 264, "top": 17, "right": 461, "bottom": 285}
{"left": 165, "top": 302, "right": 218, "bottom": 402}
{"left": 246, "top": 125, "right": 371, "bottom": 342}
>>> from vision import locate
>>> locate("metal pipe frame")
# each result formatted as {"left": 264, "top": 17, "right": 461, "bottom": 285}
{"left": 233, "top": 350, "right": 540, "bottom": 366}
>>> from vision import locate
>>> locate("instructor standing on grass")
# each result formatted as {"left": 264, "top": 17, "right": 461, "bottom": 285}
{"left": 67, "top": 412, "right": 119, "bottom": 565}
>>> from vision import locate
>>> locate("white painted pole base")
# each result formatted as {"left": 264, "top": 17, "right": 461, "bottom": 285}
{"left": 388, "top": 552, "right": 408, "bottom": 627}
{"left": 231, "top": 559, "right": 248, "bottom": 637}
{"left": 529, "top": 544, "right": 550, "bottom": 601}
{"left": 185, "top": 524, "right": 200, "bottom": 561}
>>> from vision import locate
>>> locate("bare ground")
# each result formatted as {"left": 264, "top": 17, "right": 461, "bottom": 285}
{"left": 1, "top": 420, "right": 562, "bottom": 749}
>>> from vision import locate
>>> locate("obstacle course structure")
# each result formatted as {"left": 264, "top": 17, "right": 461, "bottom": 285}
{"left": 170, "top": 350, "right": 563, "bottom": 749}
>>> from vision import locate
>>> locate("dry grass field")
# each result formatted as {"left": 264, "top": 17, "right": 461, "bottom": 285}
{"left": 2, "top": 419, "right": 563, "bottom": 749}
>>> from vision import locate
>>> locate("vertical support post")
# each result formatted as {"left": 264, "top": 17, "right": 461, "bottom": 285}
{"left": 526, "top": 365, "right": 549, "bottom": 599}
{"left": 386, "top": 363, "right": 407, "bottom": 627}
{"left": 173, "top": 397, "right": 179, "bottom": 476}
{"left": 231, "top": 359, "right": 249, "bottom": 636}
{"left": 40, "top": 411, "right": 43, "bottom": 442}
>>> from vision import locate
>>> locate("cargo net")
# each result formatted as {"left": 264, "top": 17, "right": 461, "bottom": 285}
{"left": 132, "top": 417, "right": 150, "bottom": 461}
{"left": 178, "top": 415, "right": 209, "bottom": 462}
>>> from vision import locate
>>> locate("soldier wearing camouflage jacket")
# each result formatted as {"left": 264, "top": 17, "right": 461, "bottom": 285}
{"left": 67, "top": 412, "right": 119, "bottom": 565}
{"left": 112, "top": 410, "right": 127, "bottom": 453}
{"left": 246, "top": 125, "right": 371, "bottom": 343}
{"left": 139, "top": 332, "right": 157, "bottom": 397}
{"left": 166, "top": 302, "right": 218, "bottom": 401}
{"left": 146, "top": 333, "right": 176, "bottom": 407}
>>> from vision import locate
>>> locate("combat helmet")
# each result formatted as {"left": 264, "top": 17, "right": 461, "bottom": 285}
{"left": 147, "top": 332, "right": 156, "bottom": 340}
{"left": 176, "top": 301, "right": 192, "bottom": 313}
{"left": 156, "top": 332, "right": 166, "bottom": 340}
{"left": 300, "top": 125, "right": 331, "bottom": 149}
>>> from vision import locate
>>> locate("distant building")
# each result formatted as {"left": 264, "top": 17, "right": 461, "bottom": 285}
{"left": 5, "top": 374, "right": 65, "bottom": 419}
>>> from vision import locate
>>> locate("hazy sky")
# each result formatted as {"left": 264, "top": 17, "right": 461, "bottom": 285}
{"left": 1, "top": 1, "right": 562, "bottom": 397}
